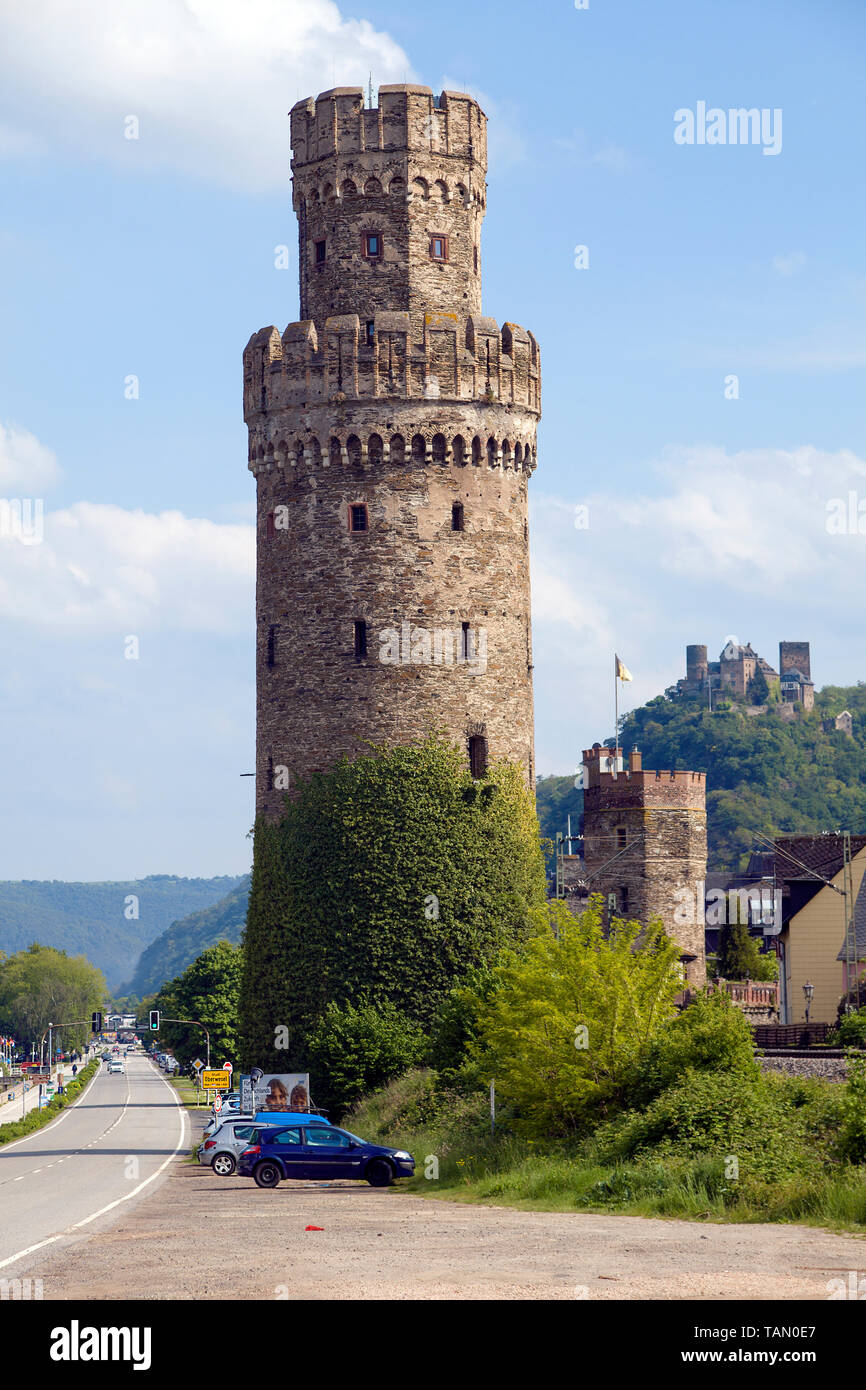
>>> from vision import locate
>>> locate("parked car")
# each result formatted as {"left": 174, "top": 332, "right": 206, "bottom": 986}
{"left": 238, "top": 1124, "right": 415, "bottom": 1188}
{"left": 197, "top": 1120, "right": 280, "bottom": 1176}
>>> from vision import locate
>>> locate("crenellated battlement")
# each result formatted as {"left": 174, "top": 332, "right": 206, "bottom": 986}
{"left": 243, "top": 312, "right": 540, "bottom": 418}
{"left": 581, "top": 745, "right": 706, "bottom": 810}
{"left": 290, "top": 86, "right": 486, "bottom": 173}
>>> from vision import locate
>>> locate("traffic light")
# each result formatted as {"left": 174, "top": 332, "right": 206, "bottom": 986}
{"left": 149, "top": 1010, "right": 160, "bottom": 1031}
{"left": 91, "top": 1011, "right": 102, "bottom": 1033}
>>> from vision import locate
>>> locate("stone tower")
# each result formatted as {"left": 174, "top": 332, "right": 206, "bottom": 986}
{"left": 581, "top": 745, "right": 707, "bottom": 986}
{"left": 779, "top": 641, "right": 811, "bottom": 681}
{"left": 685, "top": 644, "right": 708, "bottom": 687}
{"left": 244, "top": 86, "right": 541, "bottom": 819}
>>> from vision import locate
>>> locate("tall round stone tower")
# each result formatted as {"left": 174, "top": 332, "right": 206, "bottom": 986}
{"left": 244, "top": 85, "right": 541, "bottom": 819}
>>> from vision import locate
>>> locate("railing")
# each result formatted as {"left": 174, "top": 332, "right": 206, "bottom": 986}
{"left": 721, "top": 979, "right": 779, "bottom": 1008}
{"left": 752, "top": 1022, "right": 831, "bottom": 1048}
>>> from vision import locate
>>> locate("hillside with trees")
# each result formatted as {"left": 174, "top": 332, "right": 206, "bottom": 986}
{"left": 122, "top": 876, "right": 250, "bottom": 997}
{"left": 0, "top": 875, "right": 246, "bottom": 991}
{"left": 537, "top": 684, "right": 866, "bottom": 875}
{"left": 617, "top": 682, "right": 866, "bottom": 872}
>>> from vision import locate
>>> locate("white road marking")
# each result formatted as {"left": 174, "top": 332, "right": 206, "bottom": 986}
{"left": 0, "top": 1068, "right": 133, "bottom": 1187}
{"left": 0, "top": 1065, "right": 188, "bottom": 1272}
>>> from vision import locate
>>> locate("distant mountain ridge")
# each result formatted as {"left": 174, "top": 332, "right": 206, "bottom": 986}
{"left": 0, "top": 875, "right": 246, "bottom": 990}
{"left": 122, "top": 876, "right": 250, "bottom": 996}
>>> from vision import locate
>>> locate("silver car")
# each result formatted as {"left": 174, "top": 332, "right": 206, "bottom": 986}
{"left": 197, "top": 1120, "right": 276, "bottom": 1176}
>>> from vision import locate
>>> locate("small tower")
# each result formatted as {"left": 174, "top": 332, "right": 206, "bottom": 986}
{"left": 581, "top": 744, "right": 707, "bottom": 986}
{"left": 244, "top": 87, "right": 541, "bottom": 818}
{"left": 779, "top": 641, "right": 811, "bottom": 682}
{"left": 686, "top": 644, "right": 708, "bottom": 688}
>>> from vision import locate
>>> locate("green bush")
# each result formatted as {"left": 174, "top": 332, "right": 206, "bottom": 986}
{"left": 427, "top": 962, "right": 497, "bottom": 1083}
{"left": 836, "top": 1059, "right": 866, "bottom": 1163}
{"left": 595, "top": 1069, "right": 825, "bottom": 1183}
{"left": 470, "top": 896, "right": 684, "bottom": 1135}
{"left": 831, "top": 1007, "right": 866, "bottom": 1048}
{"left": 307, "top": 1000, "right": 427, "bottom": 1118}
{"left": 627, "top": 989, "right": 759, "bottom": 1107}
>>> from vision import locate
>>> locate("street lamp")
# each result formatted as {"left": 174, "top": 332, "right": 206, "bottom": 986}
{"left": 803, "top": 980, "right": 815, "bottom": 1024}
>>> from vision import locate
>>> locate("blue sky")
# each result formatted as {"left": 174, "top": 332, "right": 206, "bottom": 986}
{"left": 0, "top": 0, "right": 864, "bottom": 878}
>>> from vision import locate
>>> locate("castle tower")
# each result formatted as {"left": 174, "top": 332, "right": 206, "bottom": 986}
{"left": 581, "top": 745, "right": 707, "bottom": 986}
{"left": 244, "top": 87, "right": 541, "bottom": 818}
{"left": 686, "top": 644, "right": 708, "bottom": 687}
{"left": 779, "top": 641, "right": 811, "bottom": 682}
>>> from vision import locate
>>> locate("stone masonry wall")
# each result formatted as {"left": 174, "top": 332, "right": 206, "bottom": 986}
{"left": 246, "top": 86, "right": 540, "bottom": 818}
{"left": 582, "top": 750, "right": 707, "bottom": 985}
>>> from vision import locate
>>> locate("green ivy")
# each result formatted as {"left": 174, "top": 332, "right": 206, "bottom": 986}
{"left": 239, "top": 737, "right": 546, "bottom": 1070}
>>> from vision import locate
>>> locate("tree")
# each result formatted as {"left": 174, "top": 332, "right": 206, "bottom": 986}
{"left": 0, "top": 943, "right": 107, "bottom": 1053}
{"left": 749, "top": 668, "right": 769, "bottom": 705}
{"left": 470, "top": 896, "right": 684, "bottom": 1135}
{"left": 716, "top": 919, "right": 767, "bottom": 981}
{"left": 153, "top": 941, "right": 243, "bottom": 1068}
{"left": 240, "top": 737, "right": 547, "bottom": 1070}
{"left": 307, "top": 1001, "right": 427, "bottom": 1116}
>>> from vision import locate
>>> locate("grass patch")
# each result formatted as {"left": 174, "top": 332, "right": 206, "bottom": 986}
{"left": 346, "top": 1069, "right": 866, "bottom": 1232}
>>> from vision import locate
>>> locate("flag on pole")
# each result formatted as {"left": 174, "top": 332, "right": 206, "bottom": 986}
{"left": 615, "top": 655, "right": 633, "bottom": 682}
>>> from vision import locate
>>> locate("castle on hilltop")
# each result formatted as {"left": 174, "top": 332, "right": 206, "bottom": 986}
{"left": 244, "top": 86, "right": 541, "bottom": 818}
{"left": 677, "top": 640, "right": 815, "bottom": 712}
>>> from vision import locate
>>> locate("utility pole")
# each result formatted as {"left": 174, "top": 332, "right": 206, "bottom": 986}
{"left": 842, "top": 831, "right": 860, "bottom": 1009}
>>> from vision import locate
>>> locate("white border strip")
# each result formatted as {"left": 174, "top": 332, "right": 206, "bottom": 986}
{"left": 0, "top": 1064, "right": 188, "bottom": 1271}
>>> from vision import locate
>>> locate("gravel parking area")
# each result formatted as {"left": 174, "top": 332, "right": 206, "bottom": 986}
{"left": 18, "top": 1151, "right": 866, "bottom": 1301}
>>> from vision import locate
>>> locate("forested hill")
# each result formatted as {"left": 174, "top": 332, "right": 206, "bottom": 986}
{"left": 122, "top": 876, "right": 250, "bottom": 997}
{"left": 0, "top": 875, "right": 246, "bottom": 990}
{"left": 615, "top": 683, "right": 866, "bottom": 872}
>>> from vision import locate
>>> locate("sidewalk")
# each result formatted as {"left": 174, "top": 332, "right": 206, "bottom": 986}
{"left": 0, "top": 1059, "right": 89, "bottom": 1127}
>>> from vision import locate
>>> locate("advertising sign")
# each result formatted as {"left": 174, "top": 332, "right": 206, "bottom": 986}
{"left": 239, "top": 1073, "right": 311, "bottom": 1115}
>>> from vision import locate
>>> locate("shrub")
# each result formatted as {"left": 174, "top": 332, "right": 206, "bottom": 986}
{"left": 831, "top": 1007, "right": 866, "bottom": 1049}
{"left": 471, "top": 896, "right": 683, "bottom": 1135}
{"left": 427, "top": 962, "right": 497, "bottom": 1082}
{"left": 836, "top": 1058, "right": 866, "bottom": 1163}
{"left": 307, "top": 1000, "right": 427, "bottom": 1118}
{"left": 596, "top": 1069, "right": 823, "bottom": 1183}
{"left": 627, "top": 988, "right": 759, "bottom": 1107}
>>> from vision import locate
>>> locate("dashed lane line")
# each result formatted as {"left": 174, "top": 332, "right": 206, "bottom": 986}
{"left": 0, "top": 1066, "right": 188, "bottom": 1272}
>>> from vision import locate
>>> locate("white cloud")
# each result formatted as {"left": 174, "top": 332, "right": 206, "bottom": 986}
{"left": 772, "top": 250, "right": 807, "bottom": 276}
{"left": 0, "top": 423, "right": 60, "bottom": 492}
{"left": 0, "top": 501, "right": 254, "bottom": 632}
{"left": 530, "top": 444, "right": 866, "bottom": 770}
{"left": 0, "top": 0, "right": 414, "bottom": 192}
{"left": 554, "top": 129, "right": 631, "bottom": 172}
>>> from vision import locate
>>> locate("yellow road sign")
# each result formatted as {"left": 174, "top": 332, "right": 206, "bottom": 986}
{"left": 201, "top": 1069, "right": 231, "bottom": 1090}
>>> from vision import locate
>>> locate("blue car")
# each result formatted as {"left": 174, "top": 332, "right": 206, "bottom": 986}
{"left": 238, "top": 1123, "right": 415, "bottom": 1188}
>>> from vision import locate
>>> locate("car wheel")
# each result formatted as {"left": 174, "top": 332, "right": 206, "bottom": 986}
{"left": 365, "top": 1158, "right": 394, "bottom": 1188}
{"left": 212, "top": 1153, "right": 236, "bottom": 1177}
{"left": 253, "top": 1161, "right": 281, "bottom": 1189}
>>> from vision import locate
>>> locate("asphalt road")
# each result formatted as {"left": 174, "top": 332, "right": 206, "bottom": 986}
{"left": 0, "top": 1055, "right": 187, "bottom": 1275}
